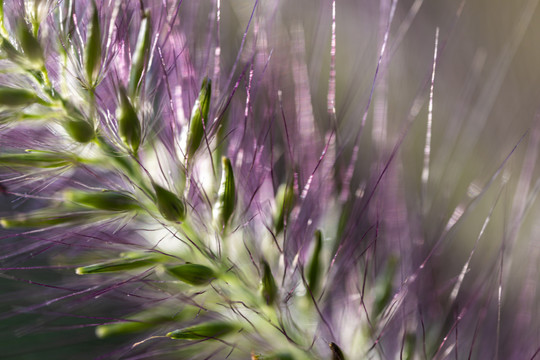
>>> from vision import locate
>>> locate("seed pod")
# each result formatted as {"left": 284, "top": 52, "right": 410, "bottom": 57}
{"left": 63, "top": 117, "right": 95, "bottom": 143}
{"left": 17, "top": 21, "right": 43, "bottom": 67}
{"left": 0, "top": 86, "right": 39, "bottom": 107}
{"left": 166, "top": 263, "right": 215, "bottom": 286}
{"left": 329, "top": 342, "right": 346, "bottom": 360}
{"left": 0, "top": 37, "right": 24, "bottom": 64}
{"left": 273, "top": 182, "right": 295, "bottom": 234}
{"left": 213, "top": 156, "right": 235, "bottom": 230}
{"left": 117, "top": 88, "right": 141, "bottom": 153}
{"left": 85, "top": 3, "right": 101, "bottom": 86}
{"left": 153, "top": 183, "right": 186, "bottom": 222}
{"left": 306, "top": 230, "right": 323, "bottom": 296}
{"left": 76, "top": 254, "right": 160, "bottom": 275}
{"left": 0, "top": 212, "right": 87, "bottom": 228}
{"left": 186, "top": 77, "right": 211, "bottom": 160}
{"left": 166, "top": 321, "right": 237, "bottom": 340}
{"left": 0, "top": 150, "right": 72, "bottom": 168}
{"left": 128, "top": 13, "right": 151, "bottom": 97}
{"left": 261, "top": 260, "right": 278, "bottom": 305}
{"left": 66, "top": 190, "right": 139, "bottom": 211}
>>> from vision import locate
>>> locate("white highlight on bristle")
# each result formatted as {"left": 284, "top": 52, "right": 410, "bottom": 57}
{"left": 421, "top": 28, "right": 439, "bottom": 190}
{"left": 213, "top": 0, "right": 221, "bottom": 98}
{"left": 327, "top": 0, "right": 336, "bottom": 116}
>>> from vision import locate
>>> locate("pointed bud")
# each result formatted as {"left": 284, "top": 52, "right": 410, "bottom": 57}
{"left": 166, "top": 321, "right": 238, "bottom": 340}
{"left": 76, "top": 254, "right": 161, "bottom": 275}
{"left": 306, "top": 230, "right": 323, "bottom": 296}
{"left": 273, "top": 182, "right": 295, "bottom": 234}
{"left": 153, "top": 183, "right": 186, "bottom": 222}
{"left": 329, "top": 342, "right": 346, "bottom": 360}
{"left": 117, "top": 88, "right": 141, "bottom": 153}
{"left": 0, "top": 86, "right": 39, "bottom": 107}
{"left": 186, "top": 77, "right": 211, "bottom": 160}
{"left": 261, "top": 260, "right": 278, "bottom": 305}
{"left": 128, "top": 13, "right": 151, "bottom": 97}
{"left": 63, "top": 117, "right": 95, "bottom": 143}
{"left": 85, "top": 3, "right": 101, "bottom": 87}
{"left": 17, "top": 21, "right": 44, "bottom": 68}
{"left": 66, "top": 190, "right": 139, "bottom": 212}
{"left": 0, "top": 212, "right": 87, "bottom": 228}
{"left": 0, "top": 150, "right": 72, "bottom": 168}
{"left": 213, "top": 156, "right": 235, "bottom": 230}
{"left": 166, "top": 263, "right": 215, "bottom": 286}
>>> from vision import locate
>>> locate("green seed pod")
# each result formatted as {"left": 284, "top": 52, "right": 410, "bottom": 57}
{"left": 66, "top": 190, "right": 139, "bottom": 211}
{"left": 0, "top": 150, "right": 72, "bottom": 168}
{"left": 117, "top": 88, "right": 141, "bottom": 153}
{"left": 329, "top": 342, "right": 346, "bottom": 360}
{"left": 0, "top": 37, "right": 24, "bottom": 64}
{"left": 153, "top": 183, "right": 186, "bottom": 222}
{"left": 17, "top": 21, "right": 44, "bottom": 68}
{"left": 166, "top": 263, "right": 215, "bottom": 286}
{"left": 0, "top": 86, "right": 39, "bottom": 107}
{"left": 0, "top": 212, "right": 87, "bottom": 229}
{"left": 306, "top": 230, "right": 323, "bottom": 296}
{"left": 186, "top": 77, "right": 211, "bottom": 160}
{"left": 166, "top": 321, "right": 238, "bottom": 340}
{"left": 63, "top": 117, "right": 95, "bottom": 143}
{"left": 273, "top": 182, "right": 295, "bottom": 234}
{"left": 85, "top": 3, "right": 101, "bottom": 86}
{"left": 213, "top": 156, "right": 235, "bottom": 230}
{"left": 261, "top": 260, "right": 278, "bottom": 305}
{"left": 128, "top": 13, "right": 151, "bottom": 97}
{"left": 372, "top": 256, "right": 398, "bottom": 319}
{"left": 75, "top": 254, "right": 160, "bottom": 275}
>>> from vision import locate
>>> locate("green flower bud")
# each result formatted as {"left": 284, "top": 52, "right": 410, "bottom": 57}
{"left": 166, "top": 321, "right": 238, "bottom": 340}
{"left": 0, "top": 212, "right": 87, "bottom": 229}
{"left": 17, "top": 21, "right": 44, "bottom": 68}
{"left": 166, "top": 263, "right": 215, "bottom": 286}
{"left": 213, "top": 156, "right": 235, "bottom": 230}
{"left": 0, "top": 86, "right": 39, "bottom": 107}
{"left": 153, "top": 183, "right": 186, "bottom": 222}
{"left": 0, "top": 150, "right": 72, "bottom": 168}
{"left": 329, "top": 342, "right": 346, "bottom": 360}
{"left": 306, "top": 230, "right": 323, "bottom": 296}
{"left": 85, "top": 3, "right": 101, "bottom": 87}
{"left": 186, "top": 77, "right": 211, "bottom": 160}
{"left": 66, "top": 190, "right": 139, "bottom": 211}
{"left": 261, "top": 260, "right": 278, "bottom": 305}
{"left": 76, "top": 254, "right": 161, "bottom": 275}
{"left": 128, "top": 13, "right": 151, "bottom": 97}
{"left": 117, "top": 88, "right": 141, "bottom": 153}
{"left": 63, "top": 117, "right": 95, "bottom": 143}
{"left": 273, "top": 182, "right": 295, "bottom": 234}
{"left": 0, "top": 37, "right": 24, "bottom": 64}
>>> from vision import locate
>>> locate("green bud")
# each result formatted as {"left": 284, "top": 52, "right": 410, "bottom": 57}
{"left": 402, "top": 333, "right": 416, "bottom": 360}
{"left": 261, "top": 260, "right": 278, "bottom": 305}
{"left": 85, "top": 3, "right": 101, "bottom": 86}
{"left": 76, "top": 253, "right": 162, "bottom": 275}
{"left": 0, "top": 37, "right": 24, "bottom": 63}
{"left": 166, "top": 263, "right": 215, "bottom": 286}
{"left": 66, "top": 190, "right": 139, "bottom": 211}
{"left": 153, "top": 183, "right": 186, "bottom": 222}
{"left": 329, "top": 342, "right": 346, "bottom": 360}
{"left": 166, "top": 321, "right": 238, "bottom": 340}
{"left": 372, "top": 256, "right": 398, "bottom": 319}
{"left": 0, "top": 86, "right": 39, "bottom": 107}
{"left": 273, "top": 183, "right": 295, "bottom": 234}
{"left": 17, "top": 21, "right": 44, "bottom": 67}
{"left": 213, "top": 156, "right": 235, "bottom": 230}
{"left": 0, "top": 212, "right": 87, "bottom": 228}
{"left": 117, "top": 88, "right": 141, "bottom": 153}
{"left": 306, "top": 230, "right": 323, "bottom": 296}
{"left": 186, "top": 77, "right": 211, "bottom": 160}
{"left": 128, "top": 13, "right": 151, "bottom": 97}
{"left": 63, "top": 117, "right": 95, "bottom": 143}
{"left": 0, "top": 150, "right": 72, "bottom": 168}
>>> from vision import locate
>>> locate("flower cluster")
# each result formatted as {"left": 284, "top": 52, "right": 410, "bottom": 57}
{"left": 1, "top": 0, "right": 539, "bottom": 359}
